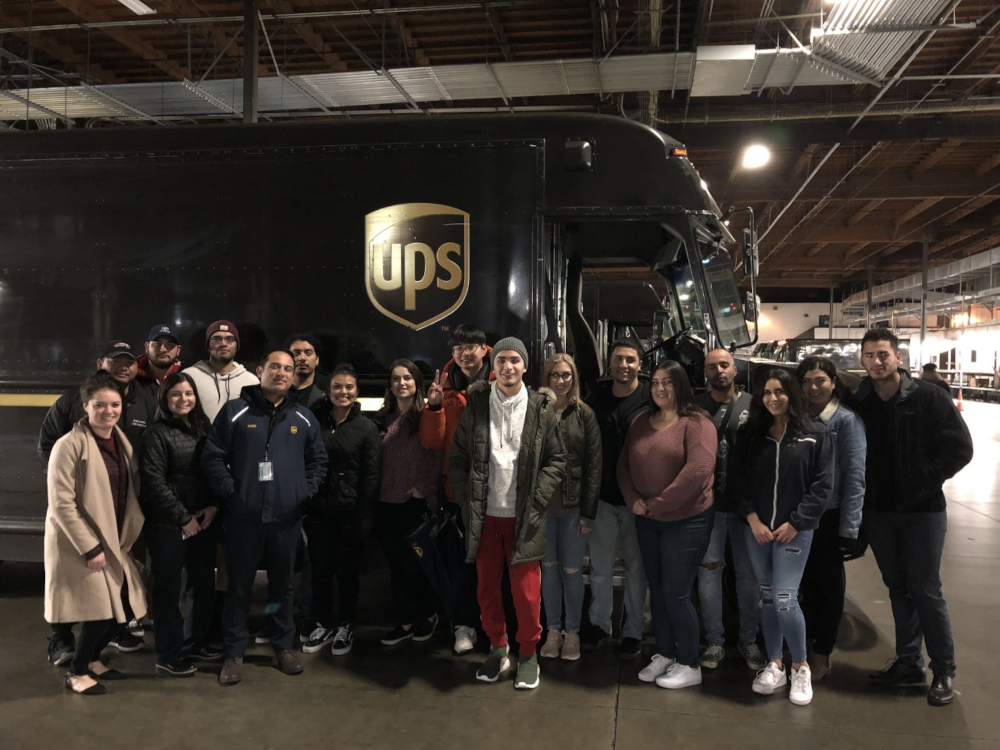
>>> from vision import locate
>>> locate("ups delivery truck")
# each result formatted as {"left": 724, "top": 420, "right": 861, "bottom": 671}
{"left": 0, "top": 113, "right": 754, "bottom": 562}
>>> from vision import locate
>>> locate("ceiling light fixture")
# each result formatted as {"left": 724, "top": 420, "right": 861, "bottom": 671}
{"left": 117, "top": 0, "right": 156, "bottom": 16}
{"left": 742, "top": 144, "right": 771, "bottom": 169}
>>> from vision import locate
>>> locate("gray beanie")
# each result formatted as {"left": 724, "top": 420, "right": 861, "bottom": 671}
{"left": 493, "top": 336, "right": 529, "bottom": 369}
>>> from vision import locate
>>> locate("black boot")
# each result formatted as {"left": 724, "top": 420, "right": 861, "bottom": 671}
{"left": 927, "top": 675, "right": 955, "bottom": 706}
{"left": 869, "top": 659, "right": 927, "bottom": 686}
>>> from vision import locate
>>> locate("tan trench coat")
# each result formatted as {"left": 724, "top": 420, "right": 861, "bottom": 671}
{"left": 44, "top": 421, "right": 148, "bottom": 624}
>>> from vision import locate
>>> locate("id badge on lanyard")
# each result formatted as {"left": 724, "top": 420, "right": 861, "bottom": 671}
{"left": 258, "top": 461, "right": 274, "bottom": 482}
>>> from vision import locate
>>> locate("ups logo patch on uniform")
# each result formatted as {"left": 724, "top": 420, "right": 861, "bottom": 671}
{"left": 365, "top": 203, "right": 470, "bottom": 331}
{"left": 290, "top": 426, "right": 298, "bottom": 435}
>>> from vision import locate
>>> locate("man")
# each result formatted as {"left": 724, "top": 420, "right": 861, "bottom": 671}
{"left": 137, "top": 323, "right": 183, "bottom": 385}
{"left": 421, "top": 323, "right": 494, "bottom": 655}
{"left": 37, "top": 340, "right": 156, "bottom": 664}
{"left": 284, "top": 333, "right": 326, "bottom": 411}
{"left": 857, "top": 329, "right": 973, "bottom": 706}
{"left": 449, "top": 337, "right": 565, "bottom": 690}
{"left": 202, "top": 349, "right": 328, "bottom": 686}
{"left": 694, "top": 349, "right": 766, "bottom": 671}
{"left": 919, "top": 362, "right": 952, "bottom": 393}
{"left": 580, "top": 340, "right": 650, "bottom": 658}
{"left": 182, "top": 320, "right": 259, "bottom": 423}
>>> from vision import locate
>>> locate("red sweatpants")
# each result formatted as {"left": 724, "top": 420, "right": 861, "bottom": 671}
{"left": 476, "top": 515, "right": 542, "bottom": 653}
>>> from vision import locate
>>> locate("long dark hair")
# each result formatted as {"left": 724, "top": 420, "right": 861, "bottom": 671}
{"left": 157, "top": 372, "right": 212, "bottom": 438}
{"left": 743, "top": 368, "right": 812, "bottom": 468}
{"left": 649, "top": 360, "right": 706, "bottom": 419}
{"left": 794, "top": 355, "right": 860, "bottom": 412}
{"left": 382, "top": 358, "right": 424, "bottom": 434}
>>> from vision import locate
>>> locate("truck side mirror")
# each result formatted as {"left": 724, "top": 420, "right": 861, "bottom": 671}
{"left": 742, "top": 228, "right": 758, "bottom": 278}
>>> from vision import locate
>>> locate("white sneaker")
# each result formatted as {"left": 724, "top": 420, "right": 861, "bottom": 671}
{"left": 752, "top": 662, "right": 788, "bottom": 695}
{"left": 638, "top": 654, "right": 676, "bottom": 683}
{"left": 453, "top": 625, "right": 478, "bottom": 655}
{"left": 655, "top": 663, "right": 703, "bottom": 689}
{"left": 789, "top": 664, "right": 813, "bottom": 706}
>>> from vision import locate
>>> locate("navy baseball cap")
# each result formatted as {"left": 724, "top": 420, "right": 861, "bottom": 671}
{"left": 147, "top": 323, "right": 179, "bottom": 343}
{"left": 98, "top": 340, "right": 136, "bottom": 360}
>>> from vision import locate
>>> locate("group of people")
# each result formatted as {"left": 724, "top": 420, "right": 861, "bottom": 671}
{"left": 40, "top": 320, "right": 973, "bottom": 708}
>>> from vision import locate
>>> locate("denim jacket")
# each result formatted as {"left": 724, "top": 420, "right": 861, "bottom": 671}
{"left": 817, "top": 399, "right": 866, "bottom": 539}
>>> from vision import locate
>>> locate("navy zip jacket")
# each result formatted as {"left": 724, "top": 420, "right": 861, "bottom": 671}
{"left": 733, "top": 421, "right": 835, "bottom": 532}
{"left": 202, "top": 385, "right": 328, "bottom": 523}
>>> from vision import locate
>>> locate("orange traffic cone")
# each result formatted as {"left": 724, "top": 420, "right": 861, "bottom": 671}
{"left": 956, "top": 388, "right": 964, "bottom": 412}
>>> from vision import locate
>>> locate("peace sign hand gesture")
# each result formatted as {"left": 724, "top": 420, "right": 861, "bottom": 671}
{"left": 427, "top": 369, "right": 445, "bottom": 407}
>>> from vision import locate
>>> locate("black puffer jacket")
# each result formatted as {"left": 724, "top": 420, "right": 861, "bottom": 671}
{"left": 556, "top": 400, "right": 602, "bottom": 520}
{"left": 311, "top": 401, "right": 382, "bottom": 534}
{"left": 138, "top": 416, "right": 213, "bottom": 527}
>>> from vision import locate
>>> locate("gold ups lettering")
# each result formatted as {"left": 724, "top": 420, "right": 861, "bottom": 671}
{"left": 365, "top": 204, "right": 470, "bottom": 331}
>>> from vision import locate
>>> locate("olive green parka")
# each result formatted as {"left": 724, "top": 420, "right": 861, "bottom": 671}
{"left": 556, "top": 400, "right": 602, "bottom": 521}
{"left": 448, "top": 381, "right": 566, "bottom": 564}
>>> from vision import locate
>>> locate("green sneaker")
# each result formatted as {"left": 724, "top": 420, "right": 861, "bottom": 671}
{"left": 514, "top": 654, "right": 540, "bottom": 690}
{"left": 476, "top": 645, "right": 511, "bottom": 683}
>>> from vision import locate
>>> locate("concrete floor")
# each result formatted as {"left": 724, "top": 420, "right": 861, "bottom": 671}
{"left": 2, "top": 401, "right": 999, "bottom": 749}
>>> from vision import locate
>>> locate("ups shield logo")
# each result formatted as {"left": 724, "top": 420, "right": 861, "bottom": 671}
{"left": 365, "top": 203, "right": 470, "bottom": 331}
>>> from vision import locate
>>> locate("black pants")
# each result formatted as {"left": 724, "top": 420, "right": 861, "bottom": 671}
{"left": 801, "top": 508, "right": 846, "bottom": 656}
{"left": 377, "top": 499, "right": 438, "bottom": 626}
{"left": 223, "top": 515, "right": 301, "bottom": 659}
{"left": 444, "top": 503, "right": 481, "bottom": 630}
{"left": 69, "top": 619, "right": 116, "bottom": 676}
{"left": 304, "top": 509, "right": 363, "bottom": 627}
{"left": 147, "top": 522, "right": 217, "bottom": 662}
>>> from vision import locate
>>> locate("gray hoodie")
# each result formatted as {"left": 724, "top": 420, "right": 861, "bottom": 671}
{"left": 182, "top": 360, "right": 260, "bottom": 423}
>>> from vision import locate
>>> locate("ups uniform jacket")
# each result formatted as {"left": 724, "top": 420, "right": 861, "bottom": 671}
{"left": 44, "top": 422, "right": 147, "bottom": 624}
{"left": 448, "top": 382, "right": 567, "bottom": 564}
{"left": 38, "top": 380, "right": 157, "bottom": 470}
{"left": 202, "top": 385, "right": 329, "bottom": 523}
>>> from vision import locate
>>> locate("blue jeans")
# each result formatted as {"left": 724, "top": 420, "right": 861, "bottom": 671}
{"left": 866, "top": 510, "right": 955, "bottom": 677}
{"left": 697, "top": 511, "right": 760, "bottom": 645}
{"left": 542, "top": 511, "right": 588, "bottom": 633}
{"left": 635, "top": 508, "right": 714, "bottom": 667}
{"left": 587, "top": 502, "right": 647, "bottom": 640}
{"left": 744, "top": 527, "right": 814, "bottom": 664}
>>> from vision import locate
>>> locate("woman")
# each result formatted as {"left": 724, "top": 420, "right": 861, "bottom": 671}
{"left": 795, "top": 356, "right": 866, "bottom": 681}
{"left": 45, "top": 371, "right": 148, "bottom": 695}
{"left": 735, "top": 368, "right": 834, "bottom": 707}
{"left": 538, "top": 354, "right": 601, "bottom": 662}
{"left": 618, "top": 360, "right": 717, "bottom": 690}
{"left": 139, "top": 372, "right": 217, "bottom": 677}
{"left": 376, "top": 359, "right": 443, "bottom": 646}
{"left": 301, "top": 363, "right": 382, "bottom": 656}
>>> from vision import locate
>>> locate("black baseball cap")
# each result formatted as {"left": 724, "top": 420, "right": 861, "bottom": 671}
{"left": 98, "top": 340, "right": 136, "bottom": 360}
{"left": 147, "top": 323, "right": 179, "bottom": 343}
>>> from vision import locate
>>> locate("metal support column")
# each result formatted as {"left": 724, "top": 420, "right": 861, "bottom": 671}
{"left": 866, "top": 269, "right": 874, "bottom": 329}
{"left": 243, "top": 0, "right": 258, "bottom": 124}
{"left": 829, "top": 283, "right": 835, "bottom": 340}
{"left": 921, "top": 235, "right": 929, "bottom": 352}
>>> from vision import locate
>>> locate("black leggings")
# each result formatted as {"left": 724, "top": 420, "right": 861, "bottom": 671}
{"left": 377, "top": 499, "right": 438, "bottom": 626}
{"left": 801, "top": 508, "right": 847, "bottom": 656}
{"left": 69, "top": 619, "right": 116, "bottom": 676}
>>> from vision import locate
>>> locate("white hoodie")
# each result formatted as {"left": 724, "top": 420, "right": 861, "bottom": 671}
{"left": 182, "top": 360, "right": 260, "bottom": 423}
{"left": 487, "top": 380, "right": 529, "bottom": 518}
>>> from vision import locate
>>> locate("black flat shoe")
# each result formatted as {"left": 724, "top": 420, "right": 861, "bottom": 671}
{"left": 88, "top": 668, "right": 126, "bottom": 681}
{"left": 927, "top": 675, "right": 955, "bottom": 706}
{"left": 64, "top": 675, "right": 107, "bottom": 696}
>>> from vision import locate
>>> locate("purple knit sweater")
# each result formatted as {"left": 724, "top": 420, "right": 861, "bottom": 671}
{"left": 617, "top": 412, "right": 716, "bottom": 522}
{"left": 380, "top": 411, "right": 443, "bottom": 508}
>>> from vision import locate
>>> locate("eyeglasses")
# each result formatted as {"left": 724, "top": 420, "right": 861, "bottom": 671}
{"left": 548, "top": 371, "right": 573, "bottom": 382}
{"left": 862, "top": 351, "right": 893, "bottom": 361}
{"left": 451, "top": 344, "right": 481, "bottom": 355}
{"left": 209, "top": 336, "right": 237, "bottom": 345}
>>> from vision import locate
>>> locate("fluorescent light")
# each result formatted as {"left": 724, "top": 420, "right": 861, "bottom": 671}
{"left": 118, "top": 0, "right": 156, "bottom": 15}
{"left": 742, "top": 144, "right": 771, "bottom": 169}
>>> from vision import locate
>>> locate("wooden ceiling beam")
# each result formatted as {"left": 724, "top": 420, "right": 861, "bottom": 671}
{"left": 910, "top": 139, "right": 963, "bottom": 177}
{"left": 893, "top": 198, "right": 940, "bottom": 229}
{"left": 266, "top": 0, "right": 347, "bottom": 72}
{"left": 371, "top": 0, "right": 429, "bottom": 66}
{"left": 0, "top": 11, "right": 122, "bottom": 84}
{"left": 52, "top": 0, "right": 189, "bottom": 81}
{"left": 729, "top": 176, "right": 1000, "bottom": 203}
{"left": 155, "top": 0, "right": 265, "bottom": 78}
{"left": 975, "top": 150, "right": 1000, "bottom": 176}
{"left": 845, "top": 199, "right": 884, "bottom": 226}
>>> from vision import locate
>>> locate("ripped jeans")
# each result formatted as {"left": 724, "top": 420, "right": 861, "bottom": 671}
{"left": 541, "top": 511, "right": 587, "bottom": 634}
{"left": 743, "top": 528, "right": 814, "bottom": 665}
